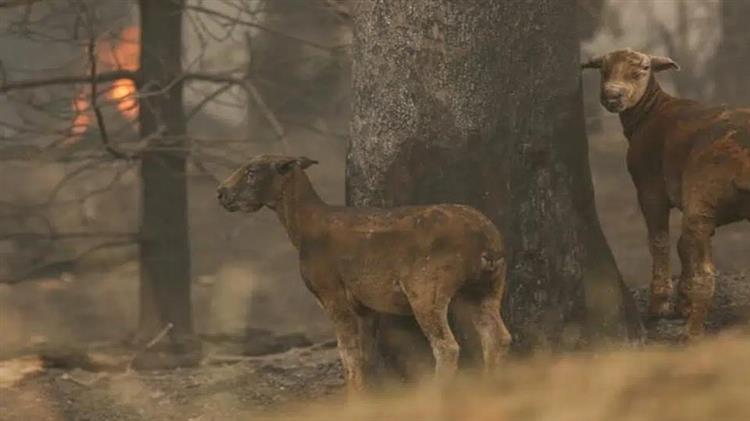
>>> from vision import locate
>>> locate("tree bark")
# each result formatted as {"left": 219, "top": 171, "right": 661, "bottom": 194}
{"left": 347, "top": 0, "right": 641, "bottom": 363}
{"left": 713, "top": 0, "right": 750, "bottom": 105}
{"left": 134, "top": 0, "right": 200, "bottom": 368}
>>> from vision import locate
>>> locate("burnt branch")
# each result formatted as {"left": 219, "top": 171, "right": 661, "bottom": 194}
{"left": 1, "top": 231, "right": 136, "bottom": 241}
{"left": 0, "top": 163, "right": 134, "bottom": 215}
{"left": 322, "top": 0, "right": 353, "bottom": 22}
{"left": 185, "top": 83, "right": 234, "bottom": 121}
{"left": 0, "top": 0, "right": 44, "bottom": 9}
{"left": 184, "top": 72, "right": 289, "bottom": 151}
{"left": 1, "top": 240, "right": 136, "bottom": 285}
{"left": 81, "top": 6, "right": 131, "bottom": 160}
{"left": 185, "top": 4, "right": 343, "bottom": 52}
{"left": 0, "top": 70, "right": 139, "bottom": 93}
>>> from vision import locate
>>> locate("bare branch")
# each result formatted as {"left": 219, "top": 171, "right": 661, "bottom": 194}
{"left": 145, "top": 323, "right": 174, "bottom": 349}
{"left": 82, "top": 6, "right": 131, "bottom": 160}
{"left": 245, "top": 80, "right": 287, "bottom": 149}
{"left": 1, "top": 240, "right": 136, "bottom": 285}
{"left": 322, "top": 0, "right": 353, "bottom": 22}
{"left": 185, "top": 83, "right": 234, "bottom": 121}
{"left": 0, "top": 70, "right": 139, "bottom": 93}
{"left": 1, "top": 231, "right": 136, "bottom": 241}
{"left": 0, "top": 0, "right": 43, "bottom": 9}
{"left": 185, "top": 4, "right": 343, "bottom": 53}
{"left": 189, "top": 156, "right": 221, "bottom": 183}
{"left": 184, "top": 72, "right": 289, "bottom": 151}
{"left": 46, "top": 159, "right": 108, "bottom": 205}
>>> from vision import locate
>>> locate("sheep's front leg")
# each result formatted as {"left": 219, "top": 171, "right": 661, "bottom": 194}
{"left": 322, "top": 304, "right": 368, "bottom": 393}
{"left": 356, "top": 309, "right": 379, "bottom": 380}
{"left": 310, "top": 288, "right": 378, "bottom": 394}
{"left": 638, "top": 190, "right": 674, "bottom": 319}
{"left": 302, "top": 266, "right": 371, "bottom": 393}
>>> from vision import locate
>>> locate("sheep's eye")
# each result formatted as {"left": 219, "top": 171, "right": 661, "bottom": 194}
{"left": 246, "top": 170, "right": 258, "bottom": 180}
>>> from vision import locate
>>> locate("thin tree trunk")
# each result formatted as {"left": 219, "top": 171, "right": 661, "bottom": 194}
{"left": 347, "top": 0, "right": 641, "bottom": 366}
{"left": 134, "top": 0, "right": 200, "bottom": 368}
{"left": 714, "top": 0, "right": 750, "bottom": 105}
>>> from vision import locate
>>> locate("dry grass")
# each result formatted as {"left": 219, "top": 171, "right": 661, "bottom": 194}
{"left": 0, "top": 356, "right": 44, "bottom": 389}
{"left": 2, "top": 330, "right": 750, "bottom": 420}
{"left": 276, "top": 331, "right": 750, "bottom": 421}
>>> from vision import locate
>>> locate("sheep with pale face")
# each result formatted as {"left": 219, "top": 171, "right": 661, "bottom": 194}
{"left": 583, "top": 48, "right": 750, "bottom": 339}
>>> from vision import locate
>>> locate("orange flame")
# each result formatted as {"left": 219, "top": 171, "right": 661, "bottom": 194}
{"left": 99, "top": 26, "right": 139, "bottom": 120}
{"left": 109, "top": 79, "right": 138, "bottom": 120}
{"left": 68, "top": 25, "right": 139, "bottom": 142}
{"left": 98, "top": 26, "right": 140, "bottom": 72}
{"left": 65, "top": 93, "right": 91, "bottom": 145}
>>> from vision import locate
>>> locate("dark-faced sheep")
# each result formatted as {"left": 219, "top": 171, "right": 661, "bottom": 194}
{"left": 582, "top": 48, "right": 750, "bottom": 338}
{"left": 217, "top": 155, "right": 512, "bottom": 392}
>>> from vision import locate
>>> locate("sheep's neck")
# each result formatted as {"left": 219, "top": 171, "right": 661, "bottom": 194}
{"left": 619, "top": 75, "right": 668, "bottom": 140}
{"left": 274, "top": 169, "right": 326, "bottom": 249}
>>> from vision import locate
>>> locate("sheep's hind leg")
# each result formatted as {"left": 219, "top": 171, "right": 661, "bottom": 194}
{"left": 457, "top": 292, "right": 511, "bottom": 373}
{"left": 456, "top": 268, "right": 511, "bottom": 373}
{"left": 401, "top": 280, "right": 460, "bottom": 381}
{"left": 676, "top": 210, "right": 717, "bottom": 339}
{"left": 477, "top": 295, "right": 511, "bottom": 372}
{"left": 413, "top": 304, "right": 459, "bottom": 380}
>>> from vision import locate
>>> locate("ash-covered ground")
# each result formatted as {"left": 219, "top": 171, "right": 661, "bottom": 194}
{"left": 1, "top": 270, "right": 747, "bottom": 421}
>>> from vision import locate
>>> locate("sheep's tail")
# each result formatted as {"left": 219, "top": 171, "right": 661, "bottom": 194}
{"left": 735, "top": 175, "right": 750, "bottom": 192}
{"left": 480, "top": 251, "right": 505, "bottom": 274}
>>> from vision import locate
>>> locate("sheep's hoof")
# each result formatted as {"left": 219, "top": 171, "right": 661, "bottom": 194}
{"left": 677, "top": 323, "right": 706, "bottom": 342}
{"left": 674, "top": 298, "right": 691, "bottom": 319}
{"left": 647, "top": 297, "right": 677, "bottom": 320}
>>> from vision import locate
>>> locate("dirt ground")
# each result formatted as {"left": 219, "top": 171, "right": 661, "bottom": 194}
{"left": 1, "top": 270, "right": 748, "bottom": 421}
{"left": 0, "top": 343, "right": 345, "bottom": 421}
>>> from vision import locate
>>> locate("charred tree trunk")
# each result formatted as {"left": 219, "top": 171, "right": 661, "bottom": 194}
{"left": 133, "top": 0, "right": 200, "bottom": 368}
{"left": 714, "top": 0, "right": 750, "bottom": 105}
{"left": 347, "top": 0, "right": 641, "bottom": 366}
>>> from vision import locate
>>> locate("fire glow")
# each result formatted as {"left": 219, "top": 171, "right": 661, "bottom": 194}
{"left": 70, "top": 93, "right": 91, "bottom": 139}
{"left": 69, "top": 25, "right": 139, "bottom": 140}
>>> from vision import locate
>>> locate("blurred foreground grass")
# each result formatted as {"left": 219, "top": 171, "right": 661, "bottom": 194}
{"left": 275, "top": 330, "right": 750, "bottom": 421}
{"left": 2, "top": 329, "right": 749, "bottom": 420}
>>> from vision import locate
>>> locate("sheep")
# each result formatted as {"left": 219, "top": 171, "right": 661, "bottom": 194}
{"left": 582, "top": 48, "right": 750, "bottom": 338}
{"left": 217, "top": 155, "right": 512, "bottom": 391}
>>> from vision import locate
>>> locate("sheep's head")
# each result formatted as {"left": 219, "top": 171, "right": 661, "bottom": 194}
{"left": 582, "top": 48, "right": 679, "bottom": 113}
{"left": 217, "top": 155, "right": 318, "bottom": 212}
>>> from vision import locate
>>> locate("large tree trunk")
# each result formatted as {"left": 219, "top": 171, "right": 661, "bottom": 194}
{"left": 347, "top": 0, "right": 641, "bottom": 366}
{"left": 133, "top": 0, "right": 201, "bottom": 368}
{"left": 714, "top": 0, "right": 750, "bottom": 105}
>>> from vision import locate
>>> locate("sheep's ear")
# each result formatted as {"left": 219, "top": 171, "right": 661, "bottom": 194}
{"left": 274, "top": 157, "right": 318, "bottom": 174}
{"left": 650, "top": 55, "right": 680, "bottom": 72}
{"left": 581, "top": 55, "right": 604, "bottom": 70}
{"left": 297, "top": 157, "right": 319, "bottom": 169}
{"left": 275, "top": 157, "right": 298, "bottom": 174}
